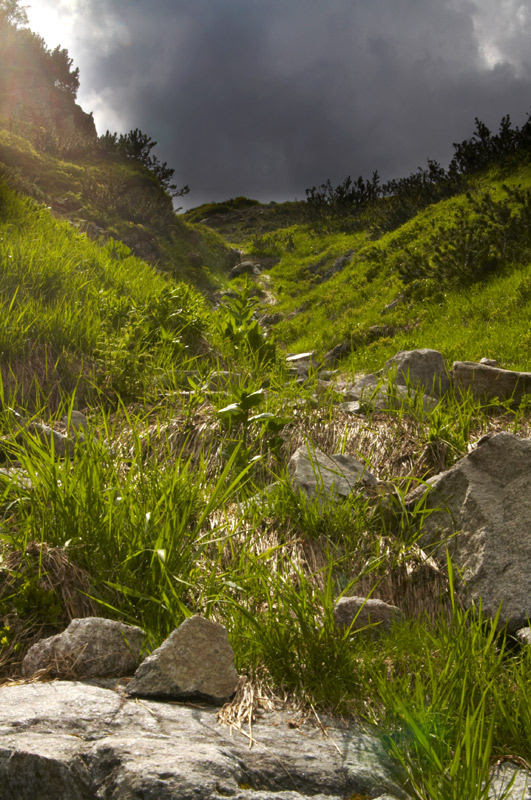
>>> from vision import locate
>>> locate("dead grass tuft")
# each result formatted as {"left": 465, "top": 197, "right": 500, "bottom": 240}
{"left": 0, "top": 541, "right": 98, "bottom": 679}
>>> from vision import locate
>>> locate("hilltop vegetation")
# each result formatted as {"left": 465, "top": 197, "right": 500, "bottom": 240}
{"left": 203, "top": 114, "right": 531, "bottom": 376}
{"left": 0, "top": 1, "right": 235, "bottom": 289}
{"left": 4, "top": 2, "right": 531, "bottom": 796}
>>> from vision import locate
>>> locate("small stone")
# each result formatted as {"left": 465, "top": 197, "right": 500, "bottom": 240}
{"left": 127, "top": 615, "right": 239, "bottom": 704}
{"left": 289, "top": 444, "right": 379, "bottom": 500}
{"left": 26, "top": 422, "right": 74, "bottom": 457}
{"left": 334, "top": 597, "right": 403, "bottom": 635}
{"left": 286, "top": 351, "right": 314, "bottom": 363}
{"left": 515, "top": 627, "right": 531, "bottom": 646}
{"left": 230, "top": 260, "right": 261, "bottom": 277}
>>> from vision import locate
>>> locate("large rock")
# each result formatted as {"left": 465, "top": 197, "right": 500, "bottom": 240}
{"left": 385, "top": 348, "right": 450, "bottom": 397}
{"left": 22, "top": 617, "right": 145, "bottom": 679}
{"left": 289, "top": 444, "right": 379, "bottom": 499}
{"left": 0, "top": 681, "right": 410, "bottom": 800}
{"left": 127, "top": 615, "right": 238, "bottom": 704}
{"left": 409, "top": 432, "right": 531, "bottom": 632}
{"left": 453, "top": 361, "right": 531, "bottom": 404}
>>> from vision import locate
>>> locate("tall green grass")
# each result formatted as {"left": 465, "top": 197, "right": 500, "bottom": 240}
{"left": 1, "top": 361, "right": 531, "bottom": 798}
{"left": 0, "top": 179, "right": 211, "bottom": 407}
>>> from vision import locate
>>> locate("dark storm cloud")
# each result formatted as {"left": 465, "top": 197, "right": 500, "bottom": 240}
{"left": 48, "top": 0, "right": 531, "bottom": 207}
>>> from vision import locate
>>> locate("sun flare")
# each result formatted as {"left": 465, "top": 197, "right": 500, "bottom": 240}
{"left": 25, "top": 1, "right": 76, "bottom": 53}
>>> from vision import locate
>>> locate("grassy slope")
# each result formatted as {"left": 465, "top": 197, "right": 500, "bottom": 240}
{"left": 3, "top": 120, "right": 531, "bottom": 799}
{"left": 214, "top": 159, "right": 531, "bottom": 374}
{"left": 0, "top": 125, "right": 234, "bottom": 291}
{"left": 0, "top": 178, "right": 212, "bottom": 406}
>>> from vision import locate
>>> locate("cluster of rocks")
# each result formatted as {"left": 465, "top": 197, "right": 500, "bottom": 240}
{"left": 291, "top": 346, "right": 531, "bottom": 413}
{"left": 4, "top": 615, "right": 411, "bottom": 800}
{"left": 288, "top": 431, "right": 531, "bottom": 639}
{"left": 22, "top": 614, "right": 239, "bottom": 704}
{"left": 285, "top": 345, "right": 531, "bottom": 639}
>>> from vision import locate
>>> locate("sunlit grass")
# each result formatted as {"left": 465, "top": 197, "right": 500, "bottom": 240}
{"left": 3, "top": 136, "right": 531, "bottom": 798}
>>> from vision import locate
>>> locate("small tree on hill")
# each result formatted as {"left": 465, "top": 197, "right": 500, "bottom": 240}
{"left": 99, "top": 127, "right": 190, "bottom": 200}
{"left": 0, "top": 0, "right": 28, "bottom": 28}
{"left": 47, "top": 45, "right": 80, "bottom": 98}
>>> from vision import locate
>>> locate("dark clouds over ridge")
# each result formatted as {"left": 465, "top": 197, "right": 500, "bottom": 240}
{"left": 28, "top": 0, "right": 531, "bottom": 208}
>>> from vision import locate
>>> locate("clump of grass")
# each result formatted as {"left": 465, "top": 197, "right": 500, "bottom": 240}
{"left": 364, "top": 557, "right": 531, "bottom": 800}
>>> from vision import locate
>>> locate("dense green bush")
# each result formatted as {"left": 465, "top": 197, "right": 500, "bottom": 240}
{"left": 305, "top": 112, "right": 531, "bottom": 235}
{"left": 397, "top": 185, "right": 531, "bottom": 287}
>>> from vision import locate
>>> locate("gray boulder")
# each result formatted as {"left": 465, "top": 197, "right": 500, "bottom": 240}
{"left": 22, "top": 617, "right": 145, "bottom": 679}
{"left": 127, "top": 615, "right": 239, "bottom": 704}
{"left": 289, "top": 444, "right": 379, "bottom": 500}
{"left": 385, "top": 348, "right": 450, "bottom": 397}
{"left": 334, "top": 597, "right": 403, "bottom": 635}
{"left": 453, "top": 360, "right": 531, "bottom": 404}
{"left": 0, "top": 681, "right": 410, "bottom": 800}
{"left": 26, "top": 422, "right": 74, "bottom": 457}
{"left": 409, "top": 432, "right": 531, "bottom": 632}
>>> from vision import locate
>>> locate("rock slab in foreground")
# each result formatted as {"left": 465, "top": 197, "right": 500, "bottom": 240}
{"left": 22, "top": 617, "right": 145, "bottom": 679}
{"left": 0, "top": 681, "right": 410, "bottom": 800}
{"left": 410, "top": 432, "right": 531, "bottom": 633}
{"left": 127, "top": 614, "right": 238, "bottom": 703}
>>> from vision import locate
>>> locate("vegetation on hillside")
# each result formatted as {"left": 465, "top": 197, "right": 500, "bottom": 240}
{"left": 305, "top": 113, "right": 531, "bottom": 234}
{"left": 0, "top": 0, "right": 235, "bottom": 288}
{"left": 3, "top": 2, "right": 531, "bottom": 795}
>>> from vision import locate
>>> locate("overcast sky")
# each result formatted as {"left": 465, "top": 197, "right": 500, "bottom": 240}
{"left": 26, "top": 0, "right": 531, "bottom": 210}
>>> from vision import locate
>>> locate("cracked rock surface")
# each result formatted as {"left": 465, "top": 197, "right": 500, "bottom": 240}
{"left": 0, "top": 681, "right": 410, "bottom": 800}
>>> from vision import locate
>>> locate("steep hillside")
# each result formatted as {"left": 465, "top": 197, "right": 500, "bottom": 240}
{"left": 0, "top": 178, "right": 214, "bottom": 406}
{"left": 0, "top": 7, "right": 235, "bottom": 290}
{"left": 201, "top": 148, "right": 531, "bottom": 375}
{"left": 4, "top": 5, "right": 531, "bottom": 795}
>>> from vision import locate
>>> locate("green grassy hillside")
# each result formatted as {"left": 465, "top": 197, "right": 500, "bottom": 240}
{"left": 0, "top": 178, "right": 214, "bottom": 406}
{"left": 213, "top": 157, "right": 531, "bottom": 375}
{"left": 4, "top": 5, "right": 531, "bottom": 796}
